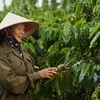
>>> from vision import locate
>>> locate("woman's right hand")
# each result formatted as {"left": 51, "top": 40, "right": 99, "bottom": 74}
{"left": 39, "top": 67, "right": 57, "bottom": 79}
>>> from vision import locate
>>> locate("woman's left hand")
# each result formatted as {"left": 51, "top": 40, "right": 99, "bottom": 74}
{"left": 57, "top": 64, "right": 69, "bottom": 73}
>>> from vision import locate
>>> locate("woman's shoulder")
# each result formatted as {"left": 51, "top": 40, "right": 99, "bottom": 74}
{"left": 0, "top": 45, "right": 7, "bottom": 59}
{"left": 0, "top": 43, "right": 10, "bottom": 55}
{"left": 0, "top": 45, "right": 4, "bottom": 52}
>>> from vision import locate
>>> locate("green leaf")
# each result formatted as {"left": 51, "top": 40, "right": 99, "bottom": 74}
{"left": 89, "top": 22, "right": 100, "bottom": 39}
{"left": 63, "top": 21, "right": 71, "bottom": 38}
{"left": 79, "top": 62, "right": 90, "bottom": 82}
{"left": 83, "top": 63, "right": 90, "bottom": 75}
{"left": 48, "top": 44, "right": 57, "bottom": 53}
{"left": 89, "top": 31, "right": 100, "bottom": 48}
{"left": 75, "top": 2, "right": 83, "bottom": 16}
{"left": 54, "top": 76, "right": 61, "bottom": 96}
{"left": 60, "top": 47, "right": 71, "bottom": 56}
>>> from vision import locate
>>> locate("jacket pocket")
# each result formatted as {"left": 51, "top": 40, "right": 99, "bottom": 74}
{"left": 7, "top": 52, "right": 22, "bottom": 70}
{"left": 7, "top": 52, "right": 26, "bottom": 75}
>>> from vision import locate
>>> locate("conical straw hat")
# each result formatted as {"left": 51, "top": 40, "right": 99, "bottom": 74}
{"left": 0, "top": 12, "right": 39, "bottom": 37}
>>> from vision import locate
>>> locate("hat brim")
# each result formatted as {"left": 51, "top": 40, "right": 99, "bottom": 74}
{"left": 0, "top": 21, "right": 39, "bottom": 38}
{"left": 23, "top": 21, "right": 39, "bottom": 37}
{"left": 0, "top": 12, "right": 39, "bottom": 37}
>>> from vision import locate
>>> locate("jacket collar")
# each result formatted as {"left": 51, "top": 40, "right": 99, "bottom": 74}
{"left": 2, "top": 42, "right": 24, "bottom": 59}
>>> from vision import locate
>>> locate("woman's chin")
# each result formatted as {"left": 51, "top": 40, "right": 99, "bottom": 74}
{"left": 16, "top": 39, "right": 22, "bottom": 43}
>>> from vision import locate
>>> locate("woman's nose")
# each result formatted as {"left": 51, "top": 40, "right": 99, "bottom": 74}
{"left": 20, "top": 30, "right": 25, "bottom": 35}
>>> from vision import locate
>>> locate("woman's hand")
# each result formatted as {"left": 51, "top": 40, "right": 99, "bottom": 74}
{"left": 39, "top": 67, "right": 57, "bottom": 79}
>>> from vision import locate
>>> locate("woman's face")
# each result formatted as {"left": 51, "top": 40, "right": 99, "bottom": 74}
{"left": 11, "top": 23, "right": 25, "bottom": 43}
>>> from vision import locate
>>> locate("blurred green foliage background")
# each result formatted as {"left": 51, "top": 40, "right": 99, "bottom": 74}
{"left": 0, "top": 0, "right": 100, "bottom": 100}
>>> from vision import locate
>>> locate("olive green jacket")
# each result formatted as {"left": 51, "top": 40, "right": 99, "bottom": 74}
{"left": 0, "top": 43, "right": 41, "bottom": 100}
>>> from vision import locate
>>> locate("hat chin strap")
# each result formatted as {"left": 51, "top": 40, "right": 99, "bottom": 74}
{"left": 4, "top": 28, "right": 10, "bottom": 34}
{"left": 6, "top": 35, "right": 22, "bottom": 56}
{"left": 3, "top": 28, "right": 21, "bottom": 48}
{"left": 4, "top": 28, "right": 17, "bottom": 42}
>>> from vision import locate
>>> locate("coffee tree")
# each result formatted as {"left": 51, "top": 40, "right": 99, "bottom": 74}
{"left": 0, "top": 0, "right": 100, "bottom": 100}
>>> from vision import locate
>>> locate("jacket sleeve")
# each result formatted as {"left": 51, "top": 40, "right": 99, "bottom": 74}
{"left": 0, "top": 53, "right": 41, "bottom": 95}
{"left": 23, "top": 49, "right": 41, "bottom": 85}
{"left": 0, "top": 58, "right": 29, "bottom": 94}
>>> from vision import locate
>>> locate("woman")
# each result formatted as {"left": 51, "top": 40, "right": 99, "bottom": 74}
{"left": 0, "top": 12, "right": 57, "bottom": 100}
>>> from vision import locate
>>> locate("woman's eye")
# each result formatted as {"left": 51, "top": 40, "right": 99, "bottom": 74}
{"left": 23, "top": 28, "right": 25, "bottom": 31}
{"left": 18, "top": 27, "right": 21, "bottom": 30}
{"left": 18, "top": 27, "right": 25, "bottom": 31}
